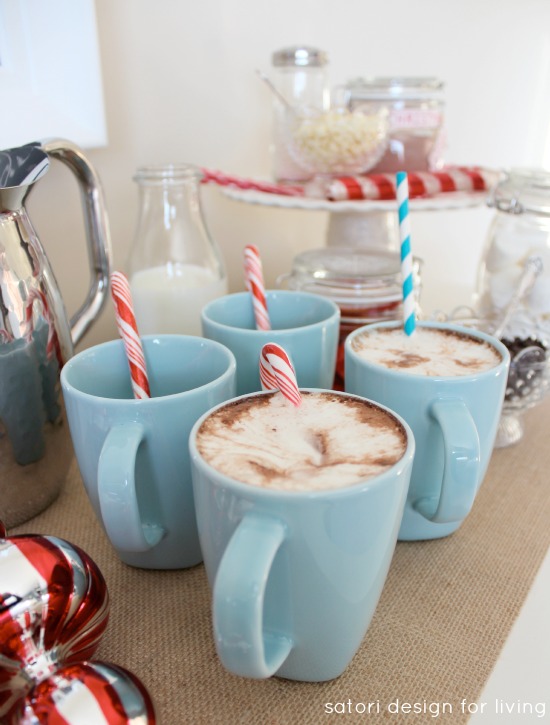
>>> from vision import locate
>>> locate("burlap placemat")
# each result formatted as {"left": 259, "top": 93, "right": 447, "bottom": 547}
{"left": 12, "top": 400, "right": 550, "bottom": 725}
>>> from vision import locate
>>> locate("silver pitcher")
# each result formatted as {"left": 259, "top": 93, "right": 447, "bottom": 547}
{"left": 0, "top": 139, "right": 111, "bottom": 527}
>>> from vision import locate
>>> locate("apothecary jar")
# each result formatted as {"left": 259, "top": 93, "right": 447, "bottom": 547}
{"left": 476, "top": 168, "right": 550, "bottom": 331}
{"left": 278, "top": 246, "right": 422, "bottom": 389}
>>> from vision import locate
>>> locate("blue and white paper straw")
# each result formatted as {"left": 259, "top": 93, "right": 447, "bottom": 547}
{"left": 396, "top": 171, "right": 416, "bottom": 336}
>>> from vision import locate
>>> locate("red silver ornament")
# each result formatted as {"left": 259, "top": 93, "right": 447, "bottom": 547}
{"left": 19, "top": 661, "right": 156, "bottom": 724}
{"left": 0, "top": 527, "right": 155, "bottom": 723}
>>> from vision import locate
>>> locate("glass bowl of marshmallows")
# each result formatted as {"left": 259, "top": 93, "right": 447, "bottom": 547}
{"left": 284, "top": 105, "right": 389, "bottom": 177}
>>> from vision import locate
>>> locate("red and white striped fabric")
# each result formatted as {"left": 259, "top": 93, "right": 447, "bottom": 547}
{"left": 199, "top": 165, "right": 497, "bottom": 202}
{"left": 259, "top": 343, "right": 302, "bottom": 407}
{"left": 200, "top": 168, "right": 304, "bottom": 197}
{"left": 110, "top": 271, "right": 151, "bottom": 400}
{"left": 244, "top": 244, "right": 271, "bottom": 331}
{"left": 311, "top": 166, "right": 498, "bottom": 202}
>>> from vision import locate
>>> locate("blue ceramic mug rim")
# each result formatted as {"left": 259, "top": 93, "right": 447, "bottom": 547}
{"left": 189, "top": 388, "right": 415, "bottom": 502}
{"left": 201, "top": 290, "right": 340, "bottom": 335}
{"left": 60, "top": 334, "right": 236, "bottom": 405}
{"left": 345, "top": 320, "right": 510, "bottom": 381}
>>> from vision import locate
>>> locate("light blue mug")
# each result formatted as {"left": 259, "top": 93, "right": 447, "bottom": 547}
{"left": 345, "top": 320, "right": 510, "bottom": 540}
{"left": 189, "top": 389, "right": 414, "bottom": 681}
{"left": 61, "top": 335, "right": 236, "bottom": 568}
{"left": 201, "top": 290, "right": 340, "bottom": 395}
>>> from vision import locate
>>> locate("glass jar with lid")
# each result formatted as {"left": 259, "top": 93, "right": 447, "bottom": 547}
{"left": 270, "top": 45, "right": 330, "bottom": 183}
{"left": 476, "top": 168, "right": 550, "bottom": 331}
{"left": 341, "top": 77, "right": 445, "bottom": 174}
{"left": 278, "top": 247, "right": 422, "bottom": 389}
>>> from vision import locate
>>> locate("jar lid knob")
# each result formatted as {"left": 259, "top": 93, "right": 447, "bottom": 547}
{"left": 272, "top": 46, "right": 328, "bottom": 68}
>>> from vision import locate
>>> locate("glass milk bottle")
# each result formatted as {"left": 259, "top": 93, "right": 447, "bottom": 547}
{"left": 127, "top": 164, "right": 227, "bottom": 336}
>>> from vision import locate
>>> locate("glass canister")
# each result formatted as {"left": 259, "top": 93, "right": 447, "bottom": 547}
{"left": 476, "top": 168, "right": 550, "bottom": 330}
{"left": 342, "top": 77, "right": 445, "bottom": 174}
{"left": 278, "top": 247, "right": 422, "bottom": 389}
{"left": 270, "top": 45, "right": 330, "bottom": 183}
{"left": 127, "top": 164, "right": 228, "bottom": 336}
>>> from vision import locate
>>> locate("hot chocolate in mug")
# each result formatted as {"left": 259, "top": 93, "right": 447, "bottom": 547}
{"left": 345, "top": 320, "right": 510, "bottom": 540}
{"left": 190, "top": 388, "right": 414, "bottom": 681}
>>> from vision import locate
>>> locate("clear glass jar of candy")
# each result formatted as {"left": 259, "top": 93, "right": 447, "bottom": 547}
{"left": 340, "top": 76, "right": 445, "bottom": 174}
{"left": 278, "top": 247, "right": 422, "bottom": 389}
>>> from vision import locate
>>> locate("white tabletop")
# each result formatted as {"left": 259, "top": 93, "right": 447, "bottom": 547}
{"left": 470, "top": 546, "right": 550, "bottom": 723}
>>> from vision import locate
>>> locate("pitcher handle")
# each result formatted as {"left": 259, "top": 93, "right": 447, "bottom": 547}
{"left": 41, "top": 138, "right": 111, "bottom": 347}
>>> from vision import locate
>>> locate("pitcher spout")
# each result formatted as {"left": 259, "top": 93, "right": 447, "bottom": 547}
{"left": 0, "top": 142, "right": 50, "bottom": 211}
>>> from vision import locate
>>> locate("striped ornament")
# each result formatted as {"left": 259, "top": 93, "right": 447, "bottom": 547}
{"left": 110, "top": 271, "right": 151, "bottom": 399}
{"left": 259, "top": 342, "right": 302, "bottom": 407}
{"left": 0, "top": 531, "right": 155, "bottom": 723}
{"left": 244, "top": 244, "right": 271, "bottom": 331}
{"left": 22, "top": 662, "right": 156, "bottom": 724}
{"left": 0, "top": 534, "right": 109, "bottom": 720}
{"left": 396, "top": 172, "right": 416, "bottom": 336}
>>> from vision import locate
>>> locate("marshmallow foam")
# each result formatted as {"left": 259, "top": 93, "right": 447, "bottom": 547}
{"left": 351, "top": 326, "right": 501, "bottom": 377}
{"left": 196, "top": 391, "right": 407, "bottom": 492}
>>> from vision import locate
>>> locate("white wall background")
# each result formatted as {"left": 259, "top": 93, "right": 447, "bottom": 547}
{"left": 20, "top": 0, "right": 550, "bottom": 349}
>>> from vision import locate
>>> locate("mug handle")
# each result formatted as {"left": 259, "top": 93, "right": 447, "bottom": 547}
{"left": 414, "top": 399, "right": 480, "bottom": 524}
{"left": 213, "top": 512, "right": 293, "bottom": 678}
{"left": 98, "top": 423, "right": 165, "bottom": 552}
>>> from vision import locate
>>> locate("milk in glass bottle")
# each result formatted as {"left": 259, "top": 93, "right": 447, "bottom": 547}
{"left": 127, "top": 164, "right": 227, "bottom": 336}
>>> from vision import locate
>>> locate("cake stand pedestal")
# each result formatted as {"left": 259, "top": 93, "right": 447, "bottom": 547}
{"left": 221, "top": 187, "right": 488, "bottom": 249}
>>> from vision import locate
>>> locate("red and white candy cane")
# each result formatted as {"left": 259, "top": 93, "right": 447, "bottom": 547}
{"left": 110, "top": 272, "right": 151, "bottom": 399}
{"left": 244, "top": 244, "right": 271, "bottom": 331}
{"left": 259, "top": 342, "right": 302, "bottom": 407}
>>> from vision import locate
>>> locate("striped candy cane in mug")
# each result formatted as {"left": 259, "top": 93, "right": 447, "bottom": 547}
{"left": 260, "top": 342, "right": 302, "bottom": 407}
{"left": 244, "top": 244, "right": 271, "bottom": 331}
{"left": 110, "top": 271, "right": 151, "bottom": 399}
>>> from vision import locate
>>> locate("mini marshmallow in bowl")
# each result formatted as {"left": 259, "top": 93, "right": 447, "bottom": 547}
{"left": 287, "top": 108, "right": 388, "bottom": 176}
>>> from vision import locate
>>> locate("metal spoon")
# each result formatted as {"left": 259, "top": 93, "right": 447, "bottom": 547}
{"left": 493, "top": 255, "right": 544, "bottom": 339}
{"left": 255, "top": 69, "right": 295, "bottom": 113}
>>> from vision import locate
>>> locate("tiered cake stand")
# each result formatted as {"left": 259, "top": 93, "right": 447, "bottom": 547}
{"left": 222, "top": 187, "right": 488, "bottom": 249}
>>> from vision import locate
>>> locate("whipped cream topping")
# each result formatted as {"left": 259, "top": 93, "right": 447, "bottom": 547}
{"left": 196, "top": 391, "right": 406, "bottom": 491}
{"left": 351, "top": 326, "right": 501, "bottom": 377}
